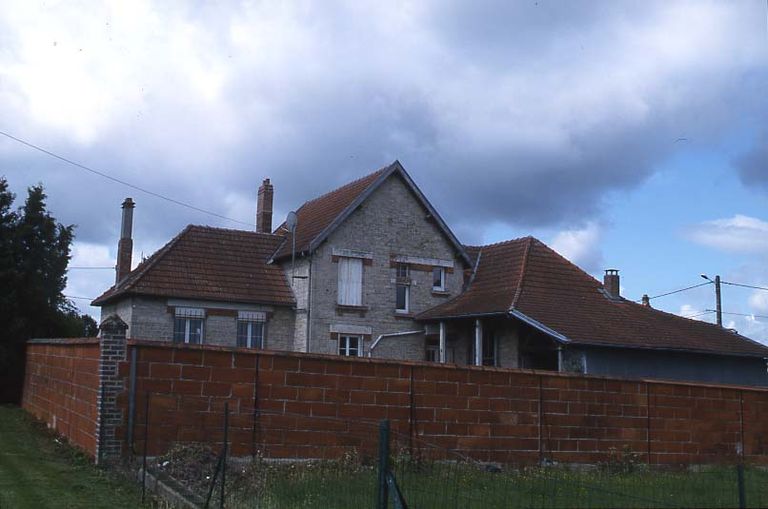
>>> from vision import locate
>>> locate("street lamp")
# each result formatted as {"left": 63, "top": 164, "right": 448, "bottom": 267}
{"left": 701, "top": 274, "right": 722, "bottom": 327}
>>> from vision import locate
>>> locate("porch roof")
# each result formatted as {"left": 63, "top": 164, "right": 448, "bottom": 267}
{"left": 417, "top": 237, "right": 768, "bottom": 358}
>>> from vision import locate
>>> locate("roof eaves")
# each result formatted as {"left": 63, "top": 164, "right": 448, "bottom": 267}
{"left": 572, "top": 339, "right": 768, "bottom": 359}
{"left": 393, "top": 161, "right": 473, "bottom": 267}
{"left": 509, "top": 309, "right": 570, "bottom": 344}
{"left": 306, "top": 162, "right": 399, "bottom": 254}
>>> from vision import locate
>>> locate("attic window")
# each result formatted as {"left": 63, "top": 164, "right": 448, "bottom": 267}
{"left": 338, "top": 257, "right": 363, "bottom": 306}
{"left": 432, "top": 267, "right": 446, "bottom": 291}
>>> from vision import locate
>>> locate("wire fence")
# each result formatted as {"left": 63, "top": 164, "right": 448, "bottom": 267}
{"left": 132, "top": 391, "right": 768, "bottom": 508}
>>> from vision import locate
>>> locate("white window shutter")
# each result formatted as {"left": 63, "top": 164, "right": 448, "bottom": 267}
{"left": 338, "top": 257, "right": 363, "bottom": 306}
{"left": 349, "top": 258, "right": 362, "bottom": 306}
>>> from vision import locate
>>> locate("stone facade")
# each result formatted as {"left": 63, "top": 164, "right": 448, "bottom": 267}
{"left": 290, "top": 174, "right": 466, "bottom": 360}
{"left": 100, "top": 296, "right": 295, "bottom": 351}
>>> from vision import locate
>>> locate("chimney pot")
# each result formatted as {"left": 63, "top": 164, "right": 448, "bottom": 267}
{"left": 641, "top": 294, "right": 651, "bottom": 307}
{"left": 116, "top": 198, "right": 135, "bottom": 284}
{"left": 604, "top": 269, "right": 620, "bottom": 299}
{"left": 256, "top": 178, "right": 274, "bottom": 233}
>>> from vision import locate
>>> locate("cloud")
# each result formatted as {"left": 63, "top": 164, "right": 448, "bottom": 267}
{"left": 549, "top": 222, "right": 603, "bottom": 273}
{"left": 0, "top": 1, "right": 766, "bottom": 312}
{"left": 686, "top": 215, "right": 768, "bottom": 253}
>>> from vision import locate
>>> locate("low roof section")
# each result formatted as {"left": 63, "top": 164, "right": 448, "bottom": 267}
{"left": 418, "top": 237, "right": 768, "bottom": 359}
{"left": 92, "top": 225, "right": 295, "bottom": 307}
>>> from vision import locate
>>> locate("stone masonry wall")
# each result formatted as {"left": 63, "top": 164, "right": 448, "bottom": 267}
{"left": 306, "top": 174, "right": 466, "bottom": 359}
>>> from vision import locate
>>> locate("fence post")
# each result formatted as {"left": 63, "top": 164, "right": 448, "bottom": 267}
{"left": 377, "top": 419, "right": 390, "bottom": 509}
{"left": 221, "top": 402, "right": 229, "bottom": 509}
{"left": 96, "top": 314, "right": 129, "bottom": 465}
{"left": 737, "top": 463, "right": 746, "bottom": 509}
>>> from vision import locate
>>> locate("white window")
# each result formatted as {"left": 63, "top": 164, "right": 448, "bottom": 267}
{"left": 396, "top": 284, "right": 409, "bottom": 312}
{"left": 395, "top": 262, "right": 410, "bottom": 312}
{"left": 432, "top": 267, "right": 446, "bottom": 291}
{"left": 339, "top": 335, "right": 361, "bottom": 356}
{"left": 237, "top": 311, "right": 266, "bottom": 348}
{"left": 173, "top": 307, "right": 205, "bottom": 344}
{"left": 338, "top": 257, "right": 363, "bottom": 306}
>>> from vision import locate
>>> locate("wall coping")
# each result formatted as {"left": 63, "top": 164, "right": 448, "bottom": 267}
{"left": 125, "top": 338, "right": 768, "bottom": 394}
{"left": 28, "top": 337, "right": 100, "bottom": 345}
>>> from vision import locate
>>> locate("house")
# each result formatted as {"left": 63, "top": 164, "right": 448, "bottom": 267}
{"left": 93, "top": 161, "right": 768, "bottom": 386}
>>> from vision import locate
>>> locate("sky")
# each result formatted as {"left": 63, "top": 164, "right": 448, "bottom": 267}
{"left": 1, "top": 1, "right": 767, "bottom": 341}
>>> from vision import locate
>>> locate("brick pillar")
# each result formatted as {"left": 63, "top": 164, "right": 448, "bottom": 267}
{"left": 96, "top": 314, "right": 128, "bottom": 464}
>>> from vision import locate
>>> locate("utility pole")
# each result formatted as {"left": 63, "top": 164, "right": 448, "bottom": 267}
{"left": 714, "top": 275, "right": 722, "bottom": 327}
{"left": 701, "top": 274, "right": 723, "bottom": 327}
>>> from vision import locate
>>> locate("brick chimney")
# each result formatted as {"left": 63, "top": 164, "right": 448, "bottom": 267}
{"left": 115, "top": 198, "right": 134, "bottom": 284}
{"left": 604, "top": 269, "right": 620, "bottom": 299}
{"left": 256, "top": 178, "right": 273, "bottom": 233}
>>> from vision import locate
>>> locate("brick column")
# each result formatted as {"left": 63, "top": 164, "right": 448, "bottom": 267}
{"left": 96, "top": 314, "right": 128, "bottom": 464}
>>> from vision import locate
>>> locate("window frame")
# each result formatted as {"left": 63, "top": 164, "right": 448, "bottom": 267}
{"left": 395, "top": 283, "right": 410, "bottom": 313}
{"left": 237, "top": 319, "right": 265, "bottom": 348}
{"left": 432, "top": 267, "right": 446, "bottom": 291}
{"left": 337, "top": 256, "right": 364, "bottom": 306}
{"left": 173, "top": 317, "right": 204, "bottom": 344}
{"left": 339, "top": 334, "right": 362, "bottom": 357}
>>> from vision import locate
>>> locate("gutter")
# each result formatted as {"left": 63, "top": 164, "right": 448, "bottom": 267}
{"left": 368, "top": 330, "right": 423, "bottom": 357}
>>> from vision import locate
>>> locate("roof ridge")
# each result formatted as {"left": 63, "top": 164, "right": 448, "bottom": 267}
{"left": 509, "top": 236, "right": 534, "bottom": 310}
{"left": 464, "top": 236, "right": 532, "bottom": 251}
{"left": 188, "top": 224, "right": 284, "bottom": 237}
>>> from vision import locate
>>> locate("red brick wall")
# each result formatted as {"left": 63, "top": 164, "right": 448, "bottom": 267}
{"left": 22, "top": 339, "right": 101, "bottom": 457}
{"left": 124, "top": 341, "right": 768, "bottom": 465}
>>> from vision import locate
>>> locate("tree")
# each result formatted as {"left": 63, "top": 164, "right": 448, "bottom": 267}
{"left": 0, "top": 177, "right": 97, "bottom": 403}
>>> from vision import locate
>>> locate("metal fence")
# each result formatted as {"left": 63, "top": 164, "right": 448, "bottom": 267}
{"left": 132, "top": 391, "right": 767, "bottom": 508}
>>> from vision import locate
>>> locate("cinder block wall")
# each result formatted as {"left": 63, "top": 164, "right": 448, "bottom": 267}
{"left": 22, "top": 339, "right": 101, "bottom": 457}
{"left": 23, "top": 337, "right": 768, "bottom": 466}
{"left": 122, "top": 340, "right": 768, "bottom": 465}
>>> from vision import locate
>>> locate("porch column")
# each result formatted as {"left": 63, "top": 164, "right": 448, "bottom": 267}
{"left": 474, "top": 319, "right": 483, "bottom": 366}
{"left": 439, "top": 321, "right": 446, "bottom": 363}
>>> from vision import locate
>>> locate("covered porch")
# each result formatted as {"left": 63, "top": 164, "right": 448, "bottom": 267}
{"left": 421, "top": 313, "right": 572, "bottom": 372}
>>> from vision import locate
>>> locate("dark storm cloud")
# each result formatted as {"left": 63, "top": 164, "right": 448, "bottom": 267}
{"left": 1, "top": 0, "right": 766, "bottom": 256}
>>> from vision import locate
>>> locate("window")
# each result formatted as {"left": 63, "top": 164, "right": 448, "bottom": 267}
{"left": 237, "top": 311, "right": 266, "bottom": 348}
{"left": 338, "top": 257, "right": 363, "bottom": 306}
{"left": 432, "top": 267, "right": 446, "bottom": 291}
{"left": 395, "top": 283, "right": 409, "bottom": 312}
{"left": 339, "top": 335, "right": 361, "bottom": 356}
{"left": 173, "top": 307, "right": 204, "bottom": 344}
{"left": 395, "top": 262, "right": 410, "bottom": 313}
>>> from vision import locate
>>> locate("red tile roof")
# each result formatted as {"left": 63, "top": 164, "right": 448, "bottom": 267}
{"left": 92, "top": 226, "right": 295, "bottom": 307}
{"left": 272, "top": 165, "right": 391, "bottom": 260}
{"left": 418, "top": 237, "right": 768, "bottom": 358}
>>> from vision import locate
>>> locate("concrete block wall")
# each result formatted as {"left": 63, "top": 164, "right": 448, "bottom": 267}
{"left": 119, "top": 341, "right": 768, "bottom": 465}
{"left": 22, "top": 339, "right": 101, "bottom": 457}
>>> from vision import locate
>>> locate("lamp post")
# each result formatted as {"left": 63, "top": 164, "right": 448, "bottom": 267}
{"left": 701, "top": 274, "right": 722, "bottom": 327}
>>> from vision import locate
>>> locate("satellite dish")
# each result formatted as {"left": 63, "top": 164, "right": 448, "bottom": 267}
{"left": 286, "top": 211, "right": 298, "bottom": 232}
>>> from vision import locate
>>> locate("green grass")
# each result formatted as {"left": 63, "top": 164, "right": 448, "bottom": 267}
{"left": 0, "top": 405, "right": 152, "bottom": 508}
{"left": 218, "top": 457, "right": 768, "bottom": 508}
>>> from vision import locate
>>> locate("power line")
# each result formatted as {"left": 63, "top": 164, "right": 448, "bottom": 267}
{"left": 638, "top": 281, "right": 712, "bottom": 302}
{"left": 65, "top": 295, "right": 95, "bottom": 301}
{"left": 682, "top": 310, "right": 715, "bottom": 319}
{"left": 69, "top": 266, "right": 113, "bottom": 270}
{"left": 0, "top": 130, "right": 253, "bottom": 228}
{"left": 722, "top": 281, "right": 768, "bottom": 292}
{"left": 709, "top": 310, "right": 768, "bottom": 320}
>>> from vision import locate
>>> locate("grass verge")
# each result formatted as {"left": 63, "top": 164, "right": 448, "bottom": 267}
{"left": 0, "top": 405, "right": 153, "bottom": 508}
